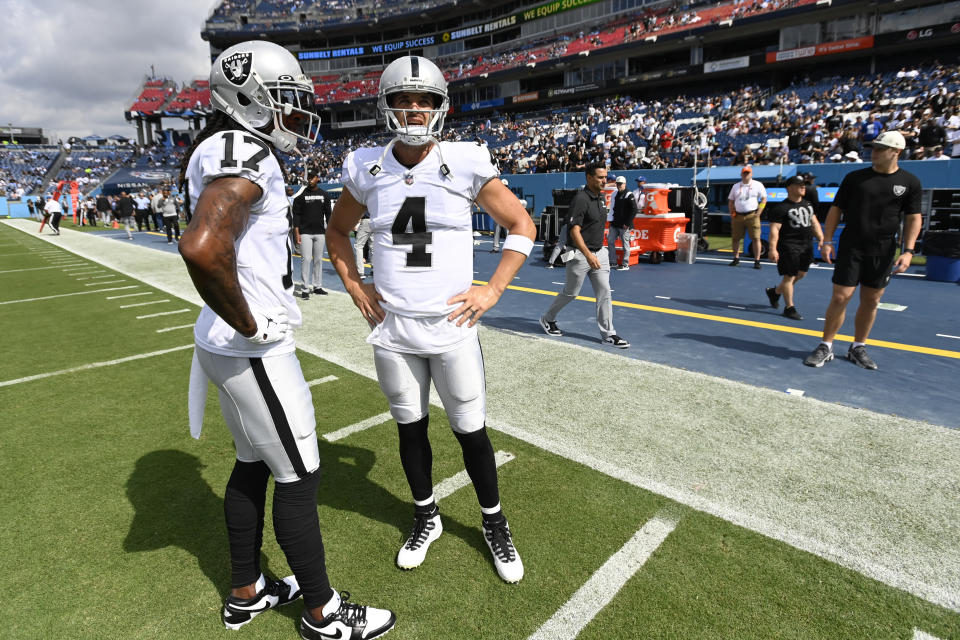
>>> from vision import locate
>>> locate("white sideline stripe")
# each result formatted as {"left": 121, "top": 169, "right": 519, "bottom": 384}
{"left": 86, "top": 280, "right": 125, "bottom": 286}
{"left": 728, "top": 305, "right": 746, "bottom": 310}
{"left": 488, "top": 418, "right": 960, "bottom": 613}
{"left": 0, "top": 266, "right": 65, "bottom": 274}
{"left": 0, "top": 285, "right": 138, "bottom": 305}
{"left": 0, "top": 344, "right": 193, "bottom": 388}
{"left": 914, "top": 630, "right": 944, "bottom": 640}
{"left": 307, "top": 375, "right": 338, "bottom": 387}
{"left": 936, "top": 334, "right": 960, "bottom": 340}
{"left": 655, "top": 295, "right": 671, "bottom": 299}
{"left": 136, "top": 309, "right": 190, "bottom": 319}
{"left": 120, "top": 299, "right": 170, "bottom": 309}
{"left": 323, "top": 411, "right": 393, "bottom": 442}
{"left": 435, "top": 451, "right": 515, "bottom": 500}
{"left": 106, "top": 292, "right": 150, "bottom": 300}
{"left": 528, "top": 513, "right": 678, "bottom": 640}
{"left": 156, "top": 324, "right": 195, "bottom": 333}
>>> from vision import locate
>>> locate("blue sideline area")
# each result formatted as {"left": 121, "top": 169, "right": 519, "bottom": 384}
{"left": 83, "top": 226, "right": 960, "bottom": 429}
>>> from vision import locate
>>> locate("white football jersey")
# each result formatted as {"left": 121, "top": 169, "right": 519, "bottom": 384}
{"left": 185, "top": 129, "right": 300, "bottom": 357}
{"left": 342, "top": 141, "right": 498, "bottom": 318}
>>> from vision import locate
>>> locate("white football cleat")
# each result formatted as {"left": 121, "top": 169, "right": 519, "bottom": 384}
{"left": 483, "top": 517, "right": 524, "bottom": 583}
{"left": 397, "top": 508, "right": 442, "bottom": 570}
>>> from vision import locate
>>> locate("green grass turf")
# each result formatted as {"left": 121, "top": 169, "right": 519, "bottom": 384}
{"left": 0, "top": 224, "right": 956, "bottom": 639}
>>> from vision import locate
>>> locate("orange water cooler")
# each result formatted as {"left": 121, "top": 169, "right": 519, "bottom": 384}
{"left": 608, "top": 184, "right": 689, "bottom": 265}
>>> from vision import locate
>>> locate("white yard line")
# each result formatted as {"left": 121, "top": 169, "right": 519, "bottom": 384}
{"left": 528, "top": 511, "right": 678, "bottom": 640}
{"left": 0, "top": 345, "right": 193, "bottom": 388}
{"left": 88, "top": 274, "right": 119, "bottom": 280}
{"left": 0, "top": 266, "right": 65, "bottom": 274}
{"left": 136, "top": 309, "right": 191, "bottom": 319}
{"left": 85, "top": 280, "right": 125, "bottom": 286}
{"left": 914, "top": 631, "right": 945, "bottom": 640}
{"left": 434, "top": 451, "right": 515, "bottom": 500}
{"left": 936, "top": 334, "right": 960, "bottom": 340}
{"left": 0, "top": 286, "right": 138, "bottom": 305}
{"left": 106, "top": 292, "right": 151, "bottom": 300}
{"left": 156, "top": 324, "right": 195, "bottom": 333}
{"left": 307, "top": 375, "right": 338, "bottom": 387}
{"left": 323, "top": 411, "right": 393, "bottom": 442}
{"left": 120, "top": 299, "right": 170, "bottom": 309}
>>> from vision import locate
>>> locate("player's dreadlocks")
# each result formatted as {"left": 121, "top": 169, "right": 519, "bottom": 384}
{"left": 177, "top": 110, "right": 288, "bottom": 191}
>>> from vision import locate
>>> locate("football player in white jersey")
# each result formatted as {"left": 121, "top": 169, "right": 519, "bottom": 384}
{"left": 326, "top": 55, "right": 536, "bottom": 583}
{"left": 177, "top": 40, "right": 395, "bottom": 640}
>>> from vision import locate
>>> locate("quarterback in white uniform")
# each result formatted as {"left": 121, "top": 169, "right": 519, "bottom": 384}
{"left": 327, "top": 55, "right": 536, "bottom": 583}
{"left": 178, "top": 40, "right": 394, "bottom": 640}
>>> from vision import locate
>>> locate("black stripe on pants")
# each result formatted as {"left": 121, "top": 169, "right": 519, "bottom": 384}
{"left": 249, "top": 357, "right": 308, "bottom": 479}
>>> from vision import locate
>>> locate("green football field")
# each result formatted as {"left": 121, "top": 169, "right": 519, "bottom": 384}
{"left": 1, "top": 220, "right": 958, "bottom": 640}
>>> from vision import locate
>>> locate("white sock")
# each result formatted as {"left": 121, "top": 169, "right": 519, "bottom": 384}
{"left": 852, "top": 342, "right": 865, "bottom": 348}
{"left": 480, "top": 502, "right": 502, "bottom": 516}
{"left": 413, "top": 494, "right": 436, "bottom": 507}
{"left": 322, "top": 590, "right": 341, "bottom": 617}
{"left": 820, "top": 341, "right": 833, "bottom": 351}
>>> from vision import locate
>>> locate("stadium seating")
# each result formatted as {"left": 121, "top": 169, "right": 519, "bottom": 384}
{"left": 0, "top": 146, "right": 59, "bottom": 196}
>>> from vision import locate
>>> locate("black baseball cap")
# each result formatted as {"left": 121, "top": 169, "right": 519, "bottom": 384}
{"left": 785, "top": 176, "right": 805, "bottom": 187}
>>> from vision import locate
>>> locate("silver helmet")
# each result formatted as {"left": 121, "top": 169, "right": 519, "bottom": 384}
{"left": 377, "top": 56, "right": 449, "bottom": 145}
{"left": 209, "top": 41, "right": 320, "bottom": 153}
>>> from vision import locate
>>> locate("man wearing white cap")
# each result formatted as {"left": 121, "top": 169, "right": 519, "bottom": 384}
{"left": 609, "top": 175, "right": 638, "bottom": 270}
{"left": 727, "top": 165, "right": 767, "bottom": 268}
{"left": 804, "top": 130, "right": 922, "bottom": 370}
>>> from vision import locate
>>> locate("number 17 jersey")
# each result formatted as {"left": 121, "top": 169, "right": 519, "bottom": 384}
{"left": 341, "top": 141, "right": 498, "bottom": 318}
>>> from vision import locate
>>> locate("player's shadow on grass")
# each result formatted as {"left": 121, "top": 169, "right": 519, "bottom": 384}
{"left": 123, "top": 450, "right": 236, "bottom": 597}
{"left": 317, "top": 439, "right": 489, "bottom": 561}
{"left": 665, "top": 332, "right": 810, "bottom": 360}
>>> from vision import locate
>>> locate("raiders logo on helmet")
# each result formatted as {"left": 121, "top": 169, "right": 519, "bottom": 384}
{"left": 222, "top": 52, "right": 253, "bottom": 86}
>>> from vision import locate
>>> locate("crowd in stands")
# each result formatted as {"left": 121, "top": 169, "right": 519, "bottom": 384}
{"left": 0, "top": 147, "right": 58, "bottom": 198}
{"left": 288, "top": 61, "right": 960, "bottom": 182}
{"left": 207, "top": 0, "right": 454, "bottom": 29}
{"left": 108, "top": 58, "right": 960, "bottom": 195}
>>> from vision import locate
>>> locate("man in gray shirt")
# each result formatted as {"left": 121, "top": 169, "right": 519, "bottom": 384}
{"left": 539, "top": 163, "right": 629, "bottom": 348}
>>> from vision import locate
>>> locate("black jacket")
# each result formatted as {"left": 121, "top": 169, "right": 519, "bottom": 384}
{"left": 612, "top": 189, "right": 638, "bottom": 228}
{"left": 292, "top": 186, "right": 331, "bottom": 234}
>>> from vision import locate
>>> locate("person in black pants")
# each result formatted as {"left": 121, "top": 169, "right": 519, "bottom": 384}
{"left": 608, "top": 175, "right": 638, "bottom": 270}
{"left": 803, "top": 131, "right": 922, "bottom": 370}
{"left": 159, "top": 187, "right": 181, "bottom": 244}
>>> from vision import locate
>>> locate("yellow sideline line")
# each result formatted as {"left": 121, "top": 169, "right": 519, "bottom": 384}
{"left": 475, "top": 280, "right": 960, "bottom": 360}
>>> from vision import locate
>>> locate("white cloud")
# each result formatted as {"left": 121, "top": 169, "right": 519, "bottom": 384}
{"left": 0, "top": 0, "right": 215, "bottom": 141}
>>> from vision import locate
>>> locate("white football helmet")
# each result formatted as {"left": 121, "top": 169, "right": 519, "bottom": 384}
{"left": 210, "top": 41, "right": 320, "bottom": 153}
{"left": 377, "top": 56, "right": 449, "bottom": 145}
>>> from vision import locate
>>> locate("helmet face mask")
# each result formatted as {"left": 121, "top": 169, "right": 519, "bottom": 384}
{"left": 377, "top": 56, "right": 448, "bottom": 145}
{"left": 210, "top": 41, "right": 320, "bottom": 153}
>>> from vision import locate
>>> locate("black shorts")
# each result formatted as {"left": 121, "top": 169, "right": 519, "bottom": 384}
{"left": 776, "top": 243, "right": 813, "bottom": 277}
{"left": 832, "top": 243, "right": 897, "bottom": 289}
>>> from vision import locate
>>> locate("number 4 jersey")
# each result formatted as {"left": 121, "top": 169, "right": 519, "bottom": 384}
{"left": 342, "top": 141, "right": 498, "bottom": 352}
{"left": 342, "top": 141, "right": 497, "bottom": 313}
{"left": 185, "top": 129, "right": 300, "bottom": 357}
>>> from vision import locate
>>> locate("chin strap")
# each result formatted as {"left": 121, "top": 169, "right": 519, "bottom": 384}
{"left": 369, "top": 136, "right": 450, "bottom": 178}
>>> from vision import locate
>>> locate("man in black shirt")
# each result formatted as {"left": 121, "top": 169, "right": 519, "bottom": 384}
{"left": 608, "top": 175, "right": 638, "bottom": 270}
{"left": 292, "top": 172, "right": 332, "bottom": 299}
{"left": 765, "top": 176, "right": 824, "bottom": 321}
{"left": 804, "top": 131, "right": 922, "bottom": 370}
{"left": 801, "top": 172, "right": 822, "bottom": 221}
{"left": 539, "top": 163, "right": 629, "bottom": 348}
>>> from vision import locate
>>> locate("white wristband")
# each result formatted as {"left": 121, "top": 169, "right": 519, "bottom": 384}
{"left": 502, "top": 234, "right": 534, "bottom": 257}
